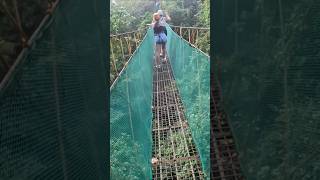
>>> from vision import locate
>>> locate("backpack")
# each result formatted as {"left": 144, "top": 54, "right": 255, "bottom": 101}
{"left": 153, "top": 21, "right": 167, "bottom": 35}
{"left": 159, "top": 17, "right": 168, "bottom": 35}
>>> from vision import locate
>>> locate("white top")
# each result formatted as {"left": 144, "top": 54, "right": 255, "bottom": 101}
{"left": 159, "top": 17, "right": 167, "bottom": 26}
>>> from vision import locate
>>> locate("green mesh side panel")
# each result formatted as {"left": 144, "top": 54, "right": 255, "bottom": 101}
{"left": 217, "top": 2, "right": 320, "bottom": 179}
{"left": 110, "top": 28, "right": 154, "bottom": 180}
{"left": 166, "top": 26, "right": 210, "bottom": 178}
{"left": 0, "top": 1, "right": 107, "bottom": 179}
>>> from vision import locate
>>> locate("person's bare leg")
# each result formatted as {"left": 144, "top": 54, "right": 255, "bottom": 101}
{"left": 160, "top": 47, "right": 163, "bottom": 57}
{"left": 156, "top": 44, "right": 161, "bottom": 66}
{"left": 162, "top": 43, "right": 166, "bottom": 61}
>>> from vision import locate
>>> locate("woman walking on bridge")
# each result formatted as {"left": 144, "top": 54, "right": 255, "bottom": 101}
{"left": 157, "top": 10, "right": 171, "bottom": 59}
{"left": 151, "top": 12, "right": 171, "bottom": 68}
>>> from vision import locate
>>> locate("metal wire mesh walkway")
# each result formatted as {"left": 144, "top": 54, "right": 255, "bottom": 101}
{"left": 151, "top": 55, "right": 204, "bottom": 179}
{"left": 211, "top": 81, "right": 243, "bottom": 180}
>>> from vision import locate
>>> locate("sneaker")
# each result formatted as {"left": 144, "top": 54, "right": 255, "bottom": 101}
{"left": 162, "top": 57, "right": 167, "bottom": 63}
{"left": 160, "top": 53, "right": 163, "bottom": 57}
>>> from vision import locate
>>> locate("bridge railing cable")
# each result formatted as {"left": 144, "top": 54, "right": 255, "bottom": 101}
{"left": 145, "top": 24, "right": 210, "bottom": 55}
{"left": 0, "top": 0, "right": 60, "bottom": 87}
{"left": 110, "top": 27, "right": 148, "bottom": 84}
{"left": 169, "top": 25, "right": 210, "bottom": 55}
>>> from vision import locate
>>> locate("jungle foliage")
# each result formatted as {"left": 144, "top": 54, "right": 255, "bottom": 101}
{"left": 110, "top": 0, "right": 210, "bottom": 53}
{"left": 111, "top": 0, "right": 210, "bottom": 34}
{"left": 0, "top": 0, "right": 49, "bottom": 81}
{"left": 110, "top": 0, "right": 210, "bottom": 84}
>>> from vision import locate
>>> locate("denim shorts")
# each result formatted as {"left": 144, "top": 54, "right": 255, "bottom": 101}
{"left": 154, "top": 32, "right": 167, "bottom": 44}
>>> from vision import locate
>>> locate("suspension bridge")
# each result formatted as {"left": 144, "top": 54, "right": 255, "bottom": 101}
{"left": 110, "top": 23, "right": 244, "bottom": 179}
{"left": 110, "top": 25, "right": 211, "bottom": 179}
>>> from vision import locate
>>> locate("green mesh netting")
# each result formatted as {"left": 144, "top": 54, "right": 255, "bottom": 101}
{"left": 0, "top": 1, "right": 107, "bottom": 179}
{"left": 215, "top": 1, "right": 320, "bottom": 179}
{"left": 110, "top": 26, "right": 210, "bottom": 179}
{"left": 166, "top": 26, "right": 210, "bottom": 178}
{"left": 110, "top": 28, "right": 154, "bottom": 179}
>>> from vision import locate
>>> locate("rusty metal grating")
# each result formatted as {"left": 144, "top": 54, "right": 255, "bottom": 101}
{"left": 152, "top": 56, "right": 205, "bottom": 179}
{"left": 211, "top": 73, "right": 244, "bottom": 180}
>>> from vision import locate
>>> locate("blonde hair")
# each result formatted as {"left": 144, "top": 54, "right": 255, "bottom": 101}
{"left": 153, "top": 13, "right": 160, "bottom": 21}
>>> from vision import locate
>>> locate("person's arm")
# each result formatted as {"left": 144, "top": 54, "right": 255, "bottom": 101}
{"left": 165, "top": 12, "right": 171, "bottom": 21}
{"left": 150, "top": 21, "right": 155, "bottom": 28}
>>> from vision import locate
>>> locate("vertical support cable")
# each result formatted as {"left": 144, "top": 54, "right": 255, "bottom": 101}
{"left": 197, "top": 55, "right": 201, "bottom": 98}
{"left": 278, "top": 0, "right": 288, "bottom": 178}
{"left": 126, "top": 34, "right": 132, "bottom": 55}
{"left": 260, "top": 0, "right": 265, "bottom": 49}
{"left": 119, "top": 37, "right": 125, "bottom": 64}
{"left": 133, "top": 33, "right": 138, "bottom": 51}
{"left": 234, "top": 0, "right": 238, "bottom": 54}
{"left": 182, "top": 32, "right": 185, "bottom": 81}
{"left": 53, "top": 61, "right": 68, "bottom": 180}
{"left": 110, "top": 39, "right": 118, "bottom": 77}
{"left": 196, "top": 29, "right": 199, "bottom": 45}
{"left": 125, "top": 71, "right": 135, "bottom": 141}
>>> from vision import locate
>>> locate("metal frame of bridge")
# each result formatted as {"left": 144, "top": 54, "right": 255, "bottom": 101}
{"left": 211, "top": 69, "right": 244, "bottom": 180}
{"left": 111, "top": 26, "right": 244, "bottom": 179}
{"left": 151, "top": 56, "right": 205, "bottom": 179}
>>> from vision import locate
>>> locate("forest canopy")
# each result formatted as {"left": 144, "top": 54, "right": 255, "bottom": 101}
{"left": 110, "top": 0, "right": 210, "bottom": 34}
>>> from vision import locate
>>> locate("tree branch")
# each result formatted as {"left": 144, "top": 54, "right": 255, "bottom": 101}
{"left": 1, "top": 0, "right": 28, "bottom": 46}
{"left": 12, "top": 0, "right": 28, "bottom": 45}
